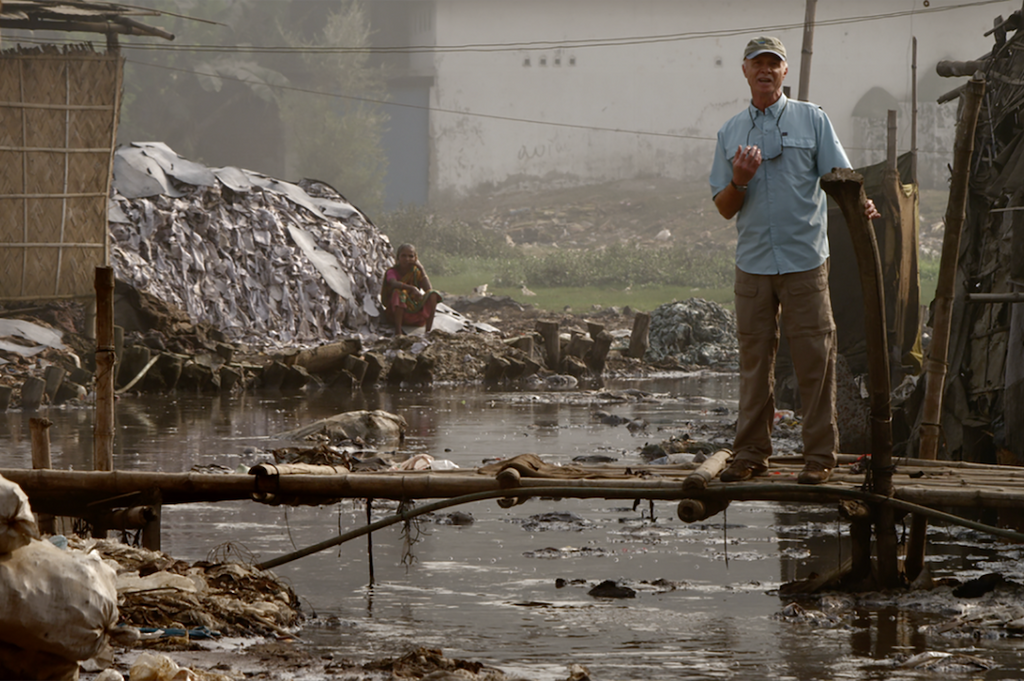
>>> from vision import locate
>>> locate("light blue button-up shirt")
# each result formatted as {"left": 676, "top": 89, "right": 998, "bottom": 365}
{"left": 710, "top": 94, "right": 850, "bottom": 275}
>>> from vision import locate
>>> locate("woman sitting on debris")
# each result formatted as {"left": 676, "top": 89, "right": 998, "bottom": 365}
{"left": 382, "top": 243, "right": 442, "bottom": 335}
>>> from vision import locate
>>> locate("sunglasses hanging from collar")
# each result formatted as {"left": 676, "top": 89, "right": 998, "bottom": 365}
{"left": 747, "top": 98, "right": 789, "bottom": 161}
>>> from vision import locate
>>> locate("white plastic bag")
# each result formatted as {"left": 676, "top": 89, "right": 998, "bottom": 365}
{"left": 0, "top": 474, "right": 39, "bottom": 554}
{"left": 129, "top": 652, "right": 193, "bottom": 681}
{"left": 130, "top": 651, "right": 236, "bottom": 681}
{"left": 0, "top": 539, "right": 118, "bottom": 661}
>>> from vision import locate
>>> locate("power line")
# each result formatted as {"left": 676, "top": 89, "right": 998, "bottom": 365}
{"left": 125, "top": 59, "right": 903, "bottom": 154}
{"left": 15, "top": 0, "right": 1012, "bottom": 55}
{"left": 126, "top": 58, "right": 719, "bottom": 142}
{"left": 12, "top": 0, "right": 999, "bottom": 152}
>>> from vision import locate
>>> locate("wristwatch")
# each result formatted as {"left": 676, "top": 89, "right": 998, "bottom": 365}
{"left": 731, "top": 180, "right": 748, "bottom": 192}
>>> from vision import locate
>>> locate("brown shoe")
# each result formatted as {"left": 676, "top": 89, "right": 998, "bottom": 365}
{"left": 720, "top": 459, "right": 767, "bottom": 483}
{"left": 797, "top": 461, "right": 833, "bottom": 485}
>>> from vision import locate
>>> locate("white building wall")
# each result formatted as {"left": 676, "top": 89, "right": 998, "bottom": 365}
{"left": 424, "top": 0, "right": 1015, "bottom": 198}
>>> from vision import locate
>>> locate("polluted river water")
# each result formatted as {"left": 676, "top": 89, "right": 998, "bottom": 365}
{"left": 3, "top": 373, "right": 1024, "bottom": 680}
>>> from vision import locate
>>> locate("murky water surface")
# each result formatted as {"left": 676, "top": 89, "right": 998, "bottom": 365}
{"left": 3, "top": 373, "right": 1024, "bottom": 679}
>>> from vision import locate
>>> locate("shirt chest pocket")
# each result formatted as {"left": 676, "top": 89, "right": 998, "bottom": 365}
{"left": 780, "top": 135, "right": 816, "bottom": 174}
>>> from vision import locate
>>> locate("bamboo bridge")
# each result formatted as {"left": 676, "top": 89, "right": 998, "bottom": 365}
{"left": 5, "top": 449, "right": 1024, "bottom": 586}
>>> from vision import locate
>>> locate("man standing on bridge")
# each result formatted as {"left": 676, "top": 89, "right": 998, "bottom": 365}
{"left": 709, "top": 36, "right": 879, "bottom": 485}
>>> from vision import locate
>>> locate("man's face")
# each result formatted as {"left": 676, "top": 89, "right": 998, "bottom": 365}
{"left": 742, "top": 53, "right": 788, "bottom": 98}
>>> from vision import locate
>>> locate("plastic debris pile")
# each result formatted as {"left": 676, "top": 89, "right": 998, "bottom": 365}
{"left": 73, "top": 536, "right": 303, "bottom": 639}
{"left": 645, "top": 298, "right": 738, "bottom": 367}
{"left": 109, "top": 142, "right": 392, "bottom": 347}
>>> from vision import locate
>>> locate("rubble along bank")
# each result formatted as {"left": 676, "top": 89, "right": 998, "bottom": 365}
{"left": 0, "top": 292, "right": 746, "bottom": 412}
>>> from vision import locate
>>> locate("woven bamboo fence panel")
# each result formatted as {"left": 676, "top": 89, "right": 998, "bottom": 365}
{"left": 0, "top": 45, "right": 123, "bottom": 301}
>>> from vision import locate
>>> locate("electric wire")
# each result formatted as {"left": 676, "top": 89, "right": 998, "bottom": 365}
{"left": 126, "top": 57, "right": 717, "bottom": 141}
{"left": 5, "top": 0, "right": 1012, "bottom": 55}
{"left": 8, "top": 1, "right": 1000, "bottom": 150}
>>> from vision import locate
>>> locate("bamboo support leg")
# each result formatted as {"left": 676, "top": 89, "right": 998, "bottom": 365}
{"left": 142, "top": 489, "right": 161, "bottom": 552}
{"left": 904, "top": 514, "right": 928, "bottom": 581}
{"left": 850, "top": 517, "right": 873, "bottom": 588}
{"left": 29, "top": 417, "right": 55, "bottom": 535}
{"left": 94, "top": 267, "right": 115, "bottom": 472}
{"left": 367, "top": 498, "right": 375, "bottom": 586}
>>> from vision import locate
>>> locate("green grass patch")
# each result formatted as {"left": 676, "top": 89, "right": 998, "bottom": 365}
{"left": 382, "top": 206, "right": 737, "bottom": 313}
{"left": 919, "top": 255, "right": 939, "bottom": 306}
{"left": 431, "top": 265, "right": 732, "bottom": 314}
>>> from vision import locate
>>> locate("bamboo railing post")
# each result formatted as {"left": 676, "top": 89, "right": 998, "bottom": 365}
{"left": 907, "top": 73, "right": 986, "bottom": 582}
{"left": 820, "top": 168, "right": 899, "bottom": 589}
{"left": 94, "top": 267, "right": 115, "bottom": 472}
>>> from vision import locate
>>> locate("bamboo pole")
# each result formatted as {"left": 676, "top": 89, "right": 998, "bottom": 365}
{"left": 677, "top": 498, "right": 730, "bottom": 523}
{"left": 143, "top": 488, "right": 161, "bottom": 552}
{"left": 10, "top": 466, "right": 1024, "bottom": 514}
{"left": 94, "top": 267, "right": 115, "bottom": 471}
{"left": 29, "top": 417, "right": 52, "bottom": 470}
{"left": 908, "top": 74, "right": 986, "bottom": 581}
{"left": 682, "top": 449, "right": 732, "bottom": 491}
{"left": 912, "top": 37, "right": 918, "bottom": 184}
{"left": 965, "top": 292, "right": 1024, "bottom": 303}
{"left": 254, "top": 482, "right": 1024, "bottom": 571}
{"left": 366, "top": 499, "right": 375, "bottom": 586}
{"left": 29, "top": 417, "right": 54, "bottom": 535}
{"left": 919, "top": 74, "right": 986, "bottom": 460}
{"left": 820, "top": 167, "right": 898, "bottom": 588}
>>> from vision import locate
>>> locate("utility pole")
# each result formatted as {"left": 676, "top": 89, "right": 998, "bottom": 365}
{"left": 912, "top": 37, "right": 919, "bottom": 184}
{"left": 798, "top": 0, "right": 817, "bottom": 101}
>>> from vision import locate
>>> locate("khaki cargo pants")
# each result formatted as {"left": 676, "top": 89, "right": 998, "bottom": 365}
{"left": 732, "top": 261, "right": 838, "bottom": 469}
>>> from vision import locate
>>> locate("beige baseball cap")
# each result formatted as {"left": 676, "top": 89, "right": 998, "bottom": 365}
{"left": 744, "top": 36, "right": 787, "bottom": 61}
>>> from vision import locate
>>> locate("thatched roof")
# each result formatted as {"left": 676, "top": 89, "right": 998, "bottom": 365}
{"left": 0, "top": 1, "right": 174, "bottom": 40}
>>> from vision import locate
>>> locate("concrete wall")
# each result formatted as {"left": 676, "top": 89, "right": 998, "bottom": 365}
{"left": 412, "top": 0, "right": 1015, "bottom": 199}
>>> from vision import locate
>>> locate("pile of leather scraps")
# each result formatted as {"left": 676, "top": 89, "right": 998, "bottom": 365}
{"left": 109, "top": 142, "right": 392, "bottom": 348}
{"left": 71, "top": 536, "right": 303, "bottom": 641}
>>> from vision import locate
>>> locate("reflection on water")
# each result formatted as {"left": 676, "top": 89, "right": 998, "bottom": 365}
{"left": 1, "top": 374, "right": 1023, "bottom": 679}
